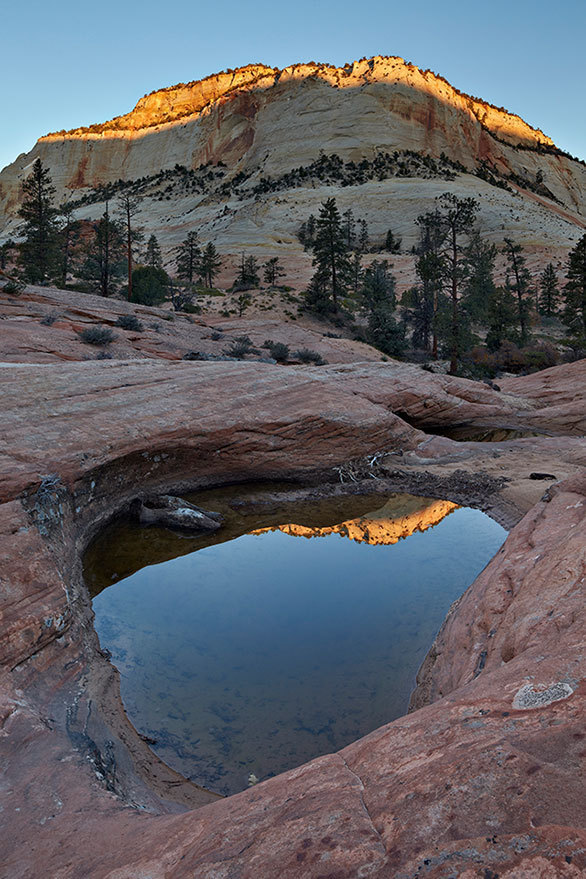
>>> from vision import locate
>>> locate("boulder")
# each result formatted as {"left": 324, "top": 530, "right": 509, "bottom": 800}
{"left": 133, "top": 494, "right": 223, "bottom": 532}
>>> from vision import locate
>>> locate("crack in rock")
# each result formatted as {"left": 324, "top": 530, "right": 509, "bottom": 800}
{"left": 338, "top": 754, "right": 388, "bottom": 864}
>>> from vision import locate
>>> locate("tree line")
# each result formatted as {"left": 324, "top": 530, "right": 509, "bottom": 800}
{"left": 301, "top": 195, "right": 586, "bottom": 372}
{"left": 4, "top": 159, "right": 294, "bottom": 308}
{"left": 4, "top": 159, "right": 585, "bottom": 374}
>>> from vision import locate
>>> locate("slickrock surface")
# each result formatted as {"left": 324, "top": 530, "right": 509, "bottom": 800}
{"left": 499, "top": 360, "right": 586, "bottom": 435}
{"left": 315, "top": 360, "right": 586, "bottom": 436}
{"left": 0, "top": 283, "right": 383, "bottom": 364}
{"left": 0, "top": 348, "right": 584, "bottom": 877}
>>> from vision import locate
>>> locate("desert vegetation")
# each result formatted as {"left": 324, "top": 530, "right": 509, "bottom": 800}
{"left": 7, "top": 158, "right": 586, "bottom": 376}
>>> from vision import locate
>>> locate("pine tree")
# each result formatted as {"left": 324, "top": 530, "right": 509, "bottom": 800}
{"left": 562, "top": 233, "right": 586, "bottom": 337}
{"left": 357, "top": 219, "right": 369, "bottom": 253}
{"left": 236, "top": 292, "right": 252, "bottom": 316}
{"left": 297, "top": 221, "right": 308, "bottom": 247}
{"left": 342, "top": 208, "right": 356, "bottom": 249}
{"left": 503, "top": 238, "right": 532, "bottom": 343}
{"left": 145, "top": 234, "right": 162, "bottom": 268}
{"left": 367, "top": 307, "right": 405, "bottom": 357}
{"left": 305, "top": 268, "right": 331, "bottom": 315}
{"left": 436, "top": 193, "right": 478, "bottom": 373}
{"left": 412, "top": 208, "right": 445, "bottom": 356}
{"left": 306, "top": 214, "right": 316, "bottom": 247}
{"left": 56, "top": 201, "right": 79, "bottom": 288}
{"left": 116, "top": 192, "right": 143, "bottom": 302}
{"left": 485, "top": 285, "right": 519, "bottom": 351}
{"left": 298, "top": 215, "right": 316, "bottom": 250}
{"left": 538, "top": 263, "right": 559, "bottom": 317}
{"left": 384, "top": 229, "right": 402, "bottom": 254}
{"left": 403, "top": 286, "right": 432, "bottom": 351}
{"left": 199, "top": 242, "right": 222, "bottom": 289}
{"left": 361, "top": 261, "right": 403, "bottom": 355}
{"left": 361, "top": 260, "right": 396, "bottom": 311}
{"left": 463, "top": 232, "right": 497, "bottom": 323}
{"left": 80, "top": 203, "right": 125, "bottom": 297}
{"left": 18, "top": 158, "right": 59, "bottom": 283}
{"left": 263, "top": 256, "right": 285, "bottom": 287}
{"left": 349, "top": 252, "right": 362, "bottom": 296}
{"left": 234, "top": 254, "right": 259, "bottom": 290}
{"left": 305, "top": 198, "right": 351, "bottom": 313}
{"left": 176, "top": 231, "right": 201, "bottom": 284}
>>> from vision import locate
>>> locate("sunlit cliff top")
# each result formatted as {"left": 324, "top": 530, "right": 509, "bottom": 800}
{"left": 42, "top": 55, "right": 555, "bottom": 151}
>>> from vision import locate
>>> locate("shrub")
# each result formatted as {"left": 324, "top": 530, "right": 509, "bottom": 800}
{"left": 467, "top": 340, "right": 559, "bottom": 376}
{"left": 522, "top": 342, "right": 558, "bottom": 371}
{"left": 350, "top": 324, "right": 369, "bottom": 344}
{"left": 225, "top": 335, "right": 256, "bottom": 359}
{"left": 78, "top": 326, "right": 115, "bottom": 346}
{"left": 40, "top": 313, "right": 58, "bottom": 326}
{"left": 196, "top": 287, "right": 224, "bottom": 296}
{"left": 171, "top": 289, "right": 200, "bottom": 313}
{"left": 210, "top": 330, "right": 223, "bottom": 341}
{"left": 294, "top": 348, "right": 326, "bottom": 365}
{"left": 131, "top": 266, "right": 169, "bottom": 305}
{"left": 262, "top": 340, "right": 290, "bottom": 362}
{"left": 115, "top": 314, "right": 143, "bottom": 332}
{"left": 561, "top": 334, "right": 586, "bottom": 362}
{"left": 3, "top": 279, "right": 25, "bottom": 296}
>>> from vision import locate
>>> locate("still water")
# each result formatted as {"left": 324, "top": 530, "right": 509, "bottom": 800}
{"left": 85, "top": 488, "right": 506, "bottom": 796}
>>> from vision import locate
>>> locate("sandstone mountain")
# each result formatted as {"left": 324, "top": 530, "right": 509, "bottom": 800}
{"left": 1, "top": 56, "right": 585, "bottom": 283}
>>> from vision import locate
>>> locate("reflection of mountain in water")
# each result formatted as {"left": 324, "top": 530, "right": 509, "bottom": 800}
{"left": 251, "top": 496, "right": 459, "bottom": 546}
{"left": 84, "top": 489, "right": 460, "bottom": 596}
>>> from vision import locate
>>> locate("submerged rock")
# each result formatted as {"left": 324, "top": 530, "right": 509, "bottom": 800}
{"left": 133, "top": 494, "right": 224, "bottom": 533}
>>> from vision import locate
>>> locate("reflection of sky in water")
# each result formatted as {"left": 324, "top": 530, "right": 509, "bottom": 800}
{"left": 93, "top": 506, "right": 505, "bottom": 795}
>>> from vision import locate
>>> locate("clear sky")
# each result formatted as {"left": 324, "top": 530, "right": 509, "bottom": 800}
{"left": 2, "top": 0, "right": 584, "bottom": 172}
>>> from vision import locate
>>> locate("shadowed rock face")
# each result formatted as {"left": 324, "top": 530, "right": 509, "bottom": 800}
{"left": 0, "top": 340, "right": 584, "bottom": 876}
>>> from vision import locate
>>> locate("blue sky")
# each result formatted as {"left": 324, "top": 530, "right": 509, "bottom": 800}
{"left": 2, "top": 0, "right": 584, "bottom": 171}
